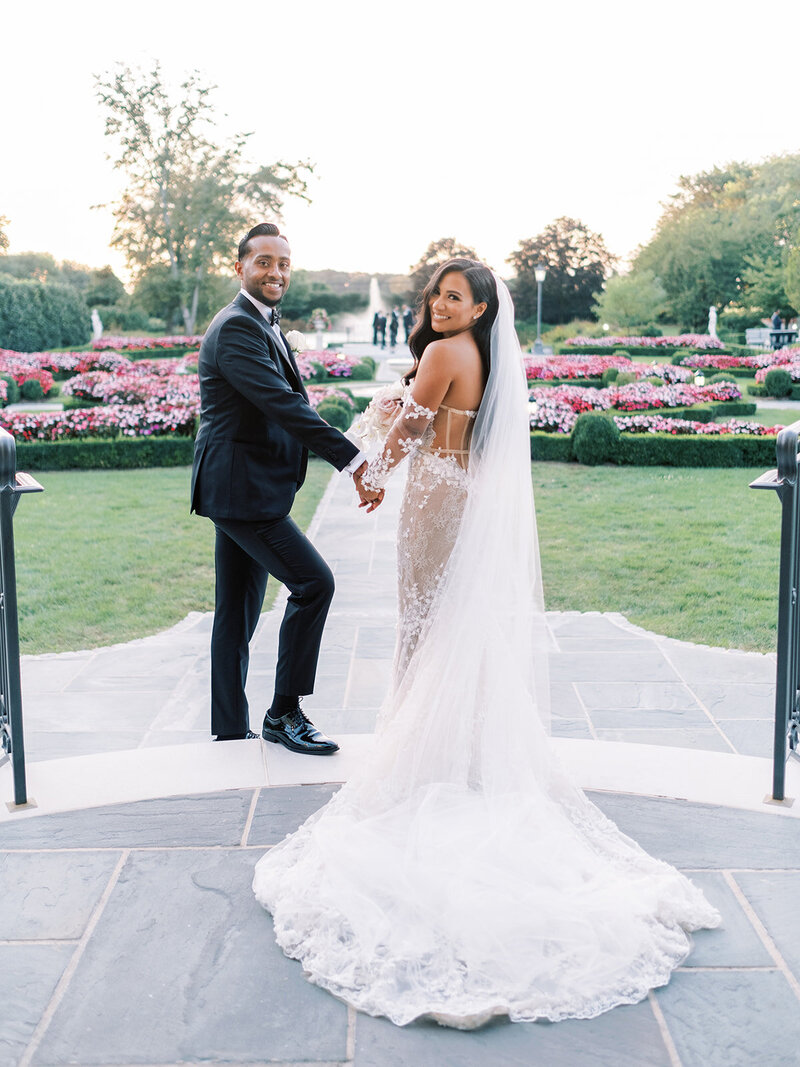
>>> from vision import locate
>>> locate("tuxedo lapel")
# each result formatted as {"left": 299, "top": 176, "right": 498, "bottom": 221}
{"left": 234, "top": 294, "right": 302, "bottom": 391}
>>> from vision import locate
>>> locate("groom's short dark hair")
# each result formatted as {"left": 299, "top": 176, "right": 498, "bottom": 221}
{"left": 238, "top": 223, "right": 285, "bottom": 261}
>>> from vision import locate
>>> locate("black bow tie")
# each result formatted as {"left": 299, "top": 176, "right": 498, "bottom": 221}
{"left": 269, "top": 307, "right": 281, "bottom": 326}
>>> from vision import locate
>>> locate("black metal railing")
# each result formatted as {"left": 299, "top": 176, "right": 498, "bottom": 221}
{"left": 0, "top": 429, "right": 43, "bottom": 807}
{"left": 750, "top": 418, "right": 800, "bottom": 802}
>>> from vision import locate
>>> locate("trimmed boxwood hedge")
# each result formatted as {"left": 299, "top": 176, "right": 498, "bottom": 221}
{"left": 530, "top": 430, "right": 776, "bottom": 467}
{"left": 748, "top": 383, "right": 800, "bottom": 400}
{"left": 530, "top": 433, "right": 573, "bottom": 462}
{"left": 613, "top": 401, "right": 757, "bottom": 423}
{"left": 16, "top": 436, "right": 194, "bottom": 471}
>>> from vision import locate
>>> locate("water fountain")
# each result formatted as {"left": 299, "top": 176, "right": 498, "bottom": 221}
{"left": 334, "top": 276, "right": 386, "bottom": 344}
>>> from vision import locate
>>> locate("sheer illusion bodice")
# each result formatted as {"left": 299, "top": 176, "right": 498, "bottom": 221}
{"left": 253, "top": 281, "right": 720, "bottom": 1030}
{"left": 426, "top": 401, "right": 478, "bottom": 464}
{"left": 359, "top": 392, "right": 480, "bottom": 683}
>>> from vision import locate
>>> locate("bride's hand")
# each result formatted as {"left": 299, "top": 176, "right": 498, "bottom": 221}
{"left": 360, "top": 488, "right": 384, "bottom": 513}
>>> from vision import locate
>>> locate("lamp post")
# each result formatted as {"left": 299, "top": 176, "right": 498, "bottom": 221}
{"left": 533, "top": 263, "right": 547, "bottom": 355}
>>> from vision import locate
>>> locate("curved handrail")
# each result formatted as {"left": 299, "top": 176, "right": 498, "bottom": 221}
{"left": 0, "top": 427, "right": 15, "bottom": 490}
{"left": 776, "top": 420, "right": 800, "bottom": 485}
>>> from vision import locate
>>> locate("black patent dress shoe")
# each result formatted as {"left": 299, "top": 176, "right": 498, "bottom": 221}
{"left": 213, "top": 730, "right": 260, "bottom": 741}
{"left": 261, "top": 707, "right": 339, "bottom": 755}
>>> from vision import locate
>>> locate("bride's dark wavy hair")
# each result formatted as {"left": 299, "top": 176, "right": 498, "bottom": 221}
{"left": 404, "top": 259, "right": 499, "bottom": 384}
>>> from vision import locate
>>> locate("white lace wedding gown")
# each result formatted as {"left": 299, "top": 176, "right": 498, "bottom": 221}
{"left": 252, "top": 280, "right": 720, "bottom": 1028}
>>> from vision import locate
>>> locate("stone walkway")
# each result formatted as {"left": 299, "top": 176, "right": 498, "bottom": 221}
{"left": 3, "top": 341, "right": 800, "bottom": 1066}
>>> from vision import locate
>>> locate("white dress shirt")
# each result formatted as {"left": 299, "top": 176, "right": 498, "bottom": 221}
{"left": 238, "top": 289, "right": 366, "bottom": 474}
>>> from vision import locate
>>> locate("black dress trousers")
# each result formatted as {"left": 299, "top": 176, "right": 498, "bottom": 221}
{"left": 209, "top": 515, "right": 335, "bottom": 737}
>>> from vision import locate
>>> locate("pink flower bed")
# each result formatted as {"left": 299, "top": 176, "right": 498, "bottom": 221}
{"left": 61, "top": 371, "right": 199, "bottom": 406}
{"left": 525, "top": 355, "right": 692, "bottom": 384}
{"left": 290, "top": 351, "right": 364, "bottom": 381}
{"left": 610, "top": 380, "right": 741, "bottom": 411}
{"left": 530, "top": 381, "right": 744, "bottom": 434}
{"left": 611, "top": 415, "right": 779, "bottom": 437}
{"left": 306, "top": 385, "right": 356, "bottom": 409}
{"left": 524, "top": 355, "right": 629, "bottom": 381}
{"left": 754, "top": 350, "right": 800, "bottom": 382}
{"left": 92, "top": 336, "right": 203, "bottom": 352}
{"left": 304, "top": 350, "right": 362, "bottom": 378}
{"left": 681, "top": 352, "right": 779, "bottom": 370}
{"left": 0, "top": 401, "right": 197, "bottom": 442}
{"left": 565, "top": 334, "right": 725, "bottom": 350}
{"left": 0, "top": 349, "right": 135, "bottom": 377}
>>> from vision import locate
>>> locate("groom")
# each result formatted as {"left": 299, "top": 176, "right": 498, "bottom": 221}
{"left": 191, "top": 222, "right": 377, "bottom": 753}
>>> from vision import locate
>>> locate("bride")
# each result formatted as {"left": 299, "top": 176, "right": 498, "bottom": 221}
{"left": 252, "top": 260, "right": 720, "bottom": 1028}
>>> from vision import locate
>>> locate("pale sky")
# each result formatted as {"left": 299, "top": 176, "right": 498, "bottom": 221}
{"left": 3, "top": 0, "right": 798, "bottom": 283}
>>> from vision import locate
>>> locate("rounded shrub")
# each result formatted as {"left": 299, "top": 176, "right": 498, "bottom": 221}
{"left": 764, "top": 368, "right": 792, "bottom": 398}
{"left": 601, "top": 367, "right": 620, "bottom": 387}
{"left": 671, "top": 352, "right": 689, "bottom": 365}
{"left": 316, "top": 399, "right": 354, "bottom": 431}
{"left": 20, "top": 378, "right": 45, "bottom": 401}
{"left": 0, "top": 374, "right": 20, "bottom": 405}
{"left": 614, "top": 350, "right": 631, "bottom": 360}
{"left": 348, "top": 361, "right": 375, "bottom": 381}
{"left": 571, "top": 412, "right": 620, "bottom": 465}
{"left": 708, "top": 373, "right": 738, "bottom": 385}
{"left": 641, "top": 323, "right": 662, "bottom": 337}
{"left": 615, "top": 371, "right": 637, "bottom": 386}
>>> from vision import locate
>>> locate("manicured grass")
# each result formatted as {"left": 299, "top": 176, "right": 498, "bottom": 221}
{"left": 14, "top": 461, "right": 333, "bottom": 655}
{"left": 735, "top": 406, "right": 800, "bottom": 427}
{"left": 532, "top": 463, "right": 781, "bottom": 653}
{"left": 14, "top": 459, "right": 785, "bottom": 656}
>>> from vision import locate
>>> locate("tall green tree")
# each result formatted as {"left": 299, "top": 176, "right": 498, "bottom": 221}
{"left": 592, "top": 270, "right": 667, "bottom": 328}
{"left": 507, "top": 217, "right": 614, "bottom": 324}
{"left": 407, "top": 237, "right": 480, "bottom": 303}
{"left": 96, "top": 63, "right": 312, "bottom": 333}
{"left": 634, "top": 155, "right": 800, "bottom": 327}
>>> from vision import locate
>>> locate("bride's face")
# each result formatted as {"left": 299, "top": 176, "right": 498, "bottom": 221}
{"left": 429, "top": 272, "right": 486, "bottom": 337}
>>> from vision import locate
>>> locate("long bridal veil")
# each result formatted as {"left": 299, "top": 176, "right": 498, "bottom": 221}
{"left": 253, "top": 275, "right": 719, "bottom": 1028}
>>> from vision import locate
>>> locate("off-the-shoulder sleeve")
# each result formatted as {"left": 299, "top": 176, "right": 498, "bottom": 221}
{"left": 360, "top": 393, "right": 436, "bottom": 491}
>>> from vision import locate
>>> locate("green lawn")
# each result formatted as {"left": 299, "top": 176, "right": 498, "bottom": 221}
{"left": 14, "top": 460, "right": 784, "bottom": 656}
{"left": 15, "top": 461, "right": 333, "bottom": 655}
{"left": 533, "top": 463, "right": 780, "bottom": 653}
{"left": 734, "top": 406, "right": 800, "bottom": 427}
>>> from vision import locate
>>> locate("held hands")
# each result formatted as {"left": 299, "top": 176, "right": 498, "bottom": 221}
{"left": 353, "top": 462, "right": 384, "bottom": 513}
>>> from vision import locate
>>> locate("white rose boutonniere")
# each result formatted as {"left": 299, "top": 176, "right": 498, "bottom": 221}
{"left": 284, "top": 330, "right": 307, "bottom": 355}
{"left": 351, "top": 380, "right": 406, "bottom": 448}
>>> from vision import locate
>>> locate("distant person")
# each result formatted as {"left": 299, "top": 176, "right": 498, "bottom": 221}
{"left": 402, "top": 304, "right": 414, "bottom": 342}
{"left": 771, "top": 310, "right": 784, "bottom": 349}
{"left": 378, "top": 311, "right": 387, "bottom": 348}
{"left": 389, "top": 308, "right": 399, "bottom": 349}
{"left": 372, "top": 311, "right": 382, "bottom": 346}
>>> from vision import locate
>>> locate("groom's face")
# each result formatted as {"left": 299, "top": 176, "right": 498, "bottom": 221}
{"left": 236, "top": 235, "right": 291, "bottom": 307}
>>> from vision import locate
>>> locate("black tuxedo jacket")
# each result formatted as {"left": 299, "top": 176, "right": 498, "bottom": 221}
{"left": 191, "top": 293, "right": 359, "bottom": 520}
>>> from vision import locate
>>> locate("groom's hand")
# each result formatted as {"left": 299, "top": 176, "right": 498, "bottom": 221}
{"left": 353, "top": 463, "right": 384, "bottom": 512}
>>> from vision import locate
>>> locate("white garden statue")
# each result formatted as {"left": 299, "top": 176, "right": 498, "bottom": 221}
{"left": 708, "top": 305, "right": 718, "bottom": 339}
{"left": 91, "top": 308, "right": 103, "bottom": 341}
